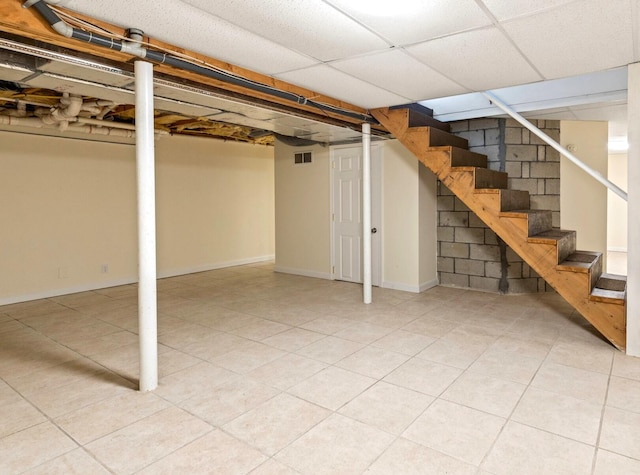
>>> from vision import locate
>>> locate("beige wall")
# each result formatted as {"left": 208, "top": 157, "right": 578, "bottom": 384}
{"left": 419, "top": 163, "right": 438, "bottom": 290}
{"left": 607, "top": 153, "right": 628, "bottom": 252}
{"left": 560, "top": 121, "right": 608, "bottom": 260}
{"left": 382, "top": 140, "right": 420, "bottom": 289}
{"left": 0, "top": 131, "right": 274, "bottom": 304}
{"left": 274, "top": 140, "right": 331, "bottom": 278}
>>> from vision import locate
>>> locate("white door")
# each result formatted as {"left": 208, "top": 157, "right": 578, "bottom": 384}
{"left": 332, "top": 145, "right": 381, "bottom": 285}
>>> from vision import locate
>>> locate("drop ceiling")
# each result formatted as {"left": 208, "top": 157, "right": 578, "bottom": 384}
{"left": 1, "top": 0, "right": 638, "bottom": 142}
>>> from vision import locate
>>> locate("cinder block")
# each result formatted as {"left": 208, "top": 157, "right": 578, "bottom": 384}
{"left": 470, "top": 244, "right": 500, "bottom": 261}
{"left": 470, "top": 276, "right": 500, "bottom": 293}
{"left": 440, "top": 272, "right": 469, "bottom": 288}
{"left": 537, "top": 147, "right": 546, "bottom": 162}
{"left": 455, "top": 258, "right": 485, "bottom": 276}
{"left": 537, "top": 180, "right": 546, "bottom": 195}
{"left": 509, "top": 178, "right": 538, "bottom": 195}
{"left": 545, "top": 120, "right": 560, "bottom": 129}
{"left": 470, "top": 145, "right": 499, "bottom": 162}
{"left": 438, "top": 226, "right": 454, "bottom": 242}
{"left": 545, "top": 147, "right": 560, "bottom": 162}
{"left": 508, "top": 262, "right": 523, "bottom": 278}
{"left": 507, "top": 278, "right": 539, "bottom": 293}
{"left": 522, "top": 162, "right": 530, "bottom": 178}
{"left": 440, "top": 211, "right": 469, "bottom": 227}
{"left": 505, "top": 127, "right": 522, "bottom": 144}
{"left": 505, "top": 161, "right": 522, "bottom": 178}
{"left": 530, "top": 162, "right": 559, "bottom": 178}
{"left": 485, "top": 128, "right": 501, "bottom": 146}
{"left": 469, "top": 118, "right": 499, "bottom": 130}
{"left": 437, "top": 256, "right": 454, "bottom": 273}
{"left": 441, "top": 242, "right": 470, "bottom": 258}
{"left": 522, "top": 129, "right": 530, "bottom": 144}
{"left": 450, "top": 120, "right": 469, "bottom": 133}
{"left": 531, "top": 128, "right": 560, "bottom": 144}
{"left": 457, "top": 130, "right": 485, "bottom": 147}
{"left": 485, "top": 261, "right": 503, "bottom": 278}
{"left": 506, "top": 247, "right": 524, "bottom": 263}
{"left": 485, "top": 229, "right": 498, "bottom": 245}
{"left": 506, "top": 145, "right": 537, "bottom": 161}
{"left": 438, "top": 182, "right": 454, "bottom": 196}
{"left": 455, "top": 227, "right": 485, "bottom": 244}
{"left": 469, "top": 213, "right": 487, "bottom": 228}
{"left": 454, "top": 198, "right": 471, "bottom": 212}
{"left": 530, "top": 195, "right": 560, "bottom": 211}
{"left": 552, "top": 211, "right": 560, "bottom": 228}
{"left": 437, "top": 196, "right": 456, "bottom": 211}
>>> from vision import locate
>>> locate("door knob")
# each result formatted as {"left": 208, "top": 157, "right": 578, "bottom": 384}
{"left": 371, "top": 228, "right": 377, "bottom": 234}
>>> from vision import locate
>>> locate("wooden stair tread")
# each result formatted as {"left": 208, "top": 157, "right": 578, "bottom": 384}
{"left": 449, "top": 167, "right": 508, "bottom": 189}
{"left": 474, "top": 189, "right": 530, "bottom": 212}
{"left": 428, "top": 146, "right": 488, "bottom": 168}
{"left": 528, "top": 229, "right": 575, "bottom": 243}
{"left": 401, "top": 106, "right": 450, "bottom": 132}
{"left": 590, "top": 287, "right": 626, "bottom": 304}
{"left": 596, "top": 273, "right": 627, "bottom": 292}
{"left": 500, "top": 209, "right": 552, "bottom": 236}
{"left": 557, "top": 251, "right": 602, "bottom": 273}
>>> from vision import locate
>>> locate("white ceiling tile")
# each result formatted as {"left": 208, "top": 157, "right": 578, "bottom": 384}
{"left": 58, "top": 0, "right": 316, "bottom": 75}
{"left": 275, "top": 64, "right": 410, "bottom": 109}
{"left": 480, "top": 0, "right": 579, "bottom": 21}
{"left": 407, "top": 27, "right": 542, "bottom": 91}
{"left": 326, "top": 0, "right": 492, "bottom": 45}
{"left": 330, "top": 49, "right": 469, "bottom": 101}
{"left": 502, "top": 0, "right": 634, "bottom": 79}
{"left": 182, "top": 0, "right": 389, "bottom": 62}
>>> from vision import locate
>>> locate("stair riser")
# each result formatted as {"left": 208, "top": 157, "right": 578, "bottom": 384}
{"left": 474, "top": 168, "right": 508, "bottom": 189}
{"left": 500, "top": 190, "right": 530, "bottom": 211}
{"left": 449, "top": 148, "right": 488, "bottom": 168}
{"left": 527, "top": 212, "right": 552, "bottom": 236}
{"left": 428, "top": 127, "right": 469, "bottom": 148}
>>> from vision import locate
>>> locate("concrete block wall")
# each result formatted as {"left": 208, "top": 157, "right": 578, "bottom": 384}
{"left": 437, "top": 118, "right": 560, "bottom": 293}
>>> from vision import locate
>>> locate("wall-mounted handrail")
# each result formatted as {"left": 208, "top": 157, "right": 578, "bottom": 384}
{"left": 482, "top": 91, "right": 628, "bottom": 202}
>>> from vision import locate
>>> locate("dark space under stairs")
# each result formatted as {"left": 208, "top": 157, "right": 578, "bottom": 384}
{"left": 371, "top": 105, "right": 627, "bottom": 350}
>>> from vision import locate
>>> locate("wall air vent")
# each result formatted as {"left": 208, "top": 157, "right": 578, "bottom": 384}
{"left": 294, "top": 151, "right": 312, "bottom": 164}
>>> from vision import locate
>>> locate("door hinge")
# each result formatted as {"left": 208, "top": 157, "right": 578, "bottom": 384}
{"left": 332, "top": 266, "right": 335, "bottom": 274}
{"left": 332, "top": 213, "right": 335, "bottom": 221}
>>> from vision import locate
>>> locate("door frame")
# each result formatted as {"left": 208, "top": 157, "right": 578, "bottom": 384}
{"left": 330, "top": 143, "right": 382, "bottom": 286}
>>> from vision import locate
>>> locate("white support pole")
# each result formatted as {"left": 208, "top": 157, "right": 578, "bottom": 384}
{"left": 134, "top": 46, "right": 158, "bottom": 390}
{"left": 362, "top": 123, "right": 372, "bottom": 304}
{"left": 483, "top": 91, "right": 628, "bottom": 202}
{"left": 627, "top": 62, "right": 640, "bottom": 356}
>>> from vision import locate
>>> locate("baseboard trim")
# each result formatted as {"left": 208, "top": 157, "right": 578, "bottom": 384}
{"left": 0, "top": 255, "right": 275, "bottom": 306}
{"left": 158, "top": 255, "right": 275, "bottom": 279}
{"left": 273, "top": 265, "right": 332, "bottom": 280}
{"left": 419, "top": 279, "right": 439, "bottom": 292}
{"left": 607, "top": 247, "right": 628, "bottom": 253}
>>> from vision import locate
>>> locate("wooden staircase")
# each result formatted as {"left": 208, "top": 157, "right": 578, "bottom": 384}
{"left": 372, "top": 105, "right": 627, "bottom": 350}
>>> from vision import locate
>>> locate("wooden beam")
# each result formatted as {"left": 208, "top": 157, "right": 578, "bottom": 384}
{"left": 0, "top": 0, "right": 374, "bottom": 128}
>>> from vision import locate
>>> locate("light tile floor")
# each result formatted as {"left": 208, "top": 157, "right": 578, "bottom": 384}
{"left": 1, "top": 262, "right": 640, "bottom": 474}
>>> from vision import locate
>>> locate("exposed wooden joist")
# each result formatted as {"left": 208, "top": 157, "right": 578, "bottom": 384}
{"left": 0, "top": 0, "right": 376, "bottom": 129}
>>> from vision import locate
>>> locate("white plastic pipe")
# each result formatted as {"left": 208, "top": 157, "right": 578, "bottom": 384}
{"left": 135, "top": 57, "right": 158, "bottom": 391}
{"left": 0, "top": 115, "right": 134, "bottom": 137}
{"left": 483, "top": 91, "right": 628, "bottom": 202}
{"left": 362, "top": 123, "right": 372, "bottom": 304}
{"left": 627, "top": 62, "right": 639, "bottom": 356}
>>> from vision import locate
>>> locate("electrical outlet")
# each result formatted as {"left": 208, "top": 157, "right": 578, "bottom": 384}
{"left": 101, "top": 264, "right": 109, "bottom": 274}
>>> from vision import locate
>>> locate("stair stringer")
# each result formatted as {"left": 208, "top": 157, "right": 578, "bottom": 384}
{"left": 372, "top": 107, "right": 626, "bottom": 350}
